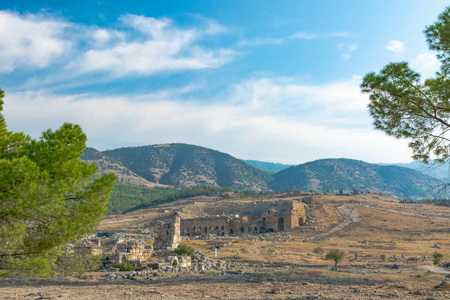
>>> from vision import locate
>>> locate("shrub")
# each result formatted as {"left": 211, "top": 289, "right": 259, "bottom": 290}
{"left": 433, "top": 252, "right": 444, "bottom": 265}
{"left": 175, "top": 244, "right": 195, "bottom": 256}
{"left": 313, "top": 247, "right": 324, "bottom": 258}
{"left": 114, "top": 260, "right": 136, "bottom": 271}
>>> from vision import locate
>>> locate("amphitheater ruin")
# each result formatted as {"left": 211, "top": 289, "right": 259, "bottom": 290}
{"left": 179, "top": 199, "right": 308, "bottom": 237}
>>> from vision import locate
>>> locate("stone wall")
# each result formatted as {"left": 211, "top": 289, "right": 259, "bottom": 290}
{"left": 180, "top": 200, "right": 307, "bottom": 236}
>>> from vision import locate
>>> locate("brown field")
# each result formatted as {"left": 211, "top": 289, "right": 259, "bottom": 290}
{"left": 2, "top": 193, "right": 450, "bottom": 299}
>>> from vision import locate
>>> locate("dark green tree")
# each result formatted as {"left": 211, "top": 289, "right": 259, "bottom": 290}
{"left": 433, "top": 252, "right": 444, "bottom": 265}
{"left": 325, "top": 249, "right": 345, "bottom": 270}
{"left": 361, "top": 7, "right": 450, "bottom": 165}
{"left": 0, "top": 89, "right": 116, "bottom": 276}
{"left": 313, "top": 247, "right": 324, "bottom": 259}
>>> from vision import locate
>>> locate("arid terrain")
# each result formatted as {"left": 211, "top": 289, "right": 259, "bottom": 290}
{"left": 2, "top": 192, "right": 450, "bottom": 299}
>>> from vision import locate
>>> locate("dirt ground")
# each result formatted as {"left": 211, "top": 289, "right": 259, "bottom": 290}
{"left": 2, "top": 193, "right": 450, "bottom": 299}
{"left": 1, "top": 271, "right": 449, "bottom": 300}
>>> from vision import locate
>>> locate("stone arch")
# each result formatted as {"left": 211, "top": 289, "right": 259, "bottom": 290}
{"left": 299, "top": 217, "right": 305, "bottom": 226}
{"left": 278, "top": 217, "right": 285, "bottom": 231}
{"left": 230, "top": 228, "right": 234, "bottom": 235}
{"left": 240, "top": 227, "right": 245, "bottom": 233}
{"left": 204, "top": 227, "right": 208, "bottom": 234}
{"left": 215, "top": 226, "right": 219, "bottom": 231}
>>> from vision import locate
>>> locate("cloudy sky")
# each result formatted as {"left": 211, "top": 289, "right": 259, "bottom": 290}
{"left": 0, "top": 0, "right": 448, "bottom": 164}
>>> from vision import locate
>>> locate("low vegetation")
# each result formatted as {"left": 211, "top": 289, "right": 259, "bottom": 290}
{"left": 175, "top": 244, "right": 195, "bottom": 256}
{"left": 325, "top": 249, "right": 345, "bottom": 270}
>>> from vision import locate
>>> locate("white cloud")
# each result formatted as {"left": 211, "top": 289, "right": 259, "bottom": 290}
{"left": 69, "top": 14, "right": 234, "bottom": 76}
{"left": 385, "top": 40, "right": 405, "bottom": 52}
{"left": 289, "top": 32, "right": 317, "bottom": 39}
{"left": 2, "top": 76, "right": 412, "bottom": 164}
{"left": 0, "top": 11, "right": 233, "bottom": 77}
{"left": 0, "top": 11, "right": 71, "bottom": 73}
{"left": 342, "top": 53, "right": 351, "bottom": 61}
{"left": 411, "top": 51, "right": 441, "bottom": 79}
{"left": 337, "top": 43, "right": 357, "bottom": 52}
{"left": 230, "top": 75, "right": 367, "bottom": 115}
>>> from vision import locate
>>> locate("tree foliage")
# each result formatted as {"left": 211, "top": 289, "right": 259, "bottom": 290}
{"left": 108, "top": 184, "right": 234, "bottom": 214}
{"left": 325, "top": 249, "right": 345, "bottom": 270}
{"left": 361, "top": 7, "right": 450, "bottom": 164}
{"left": 55, "top": 252, "right": 102, "bottom": 278}
{"left": 433, "top": 252, "right": 444, "bottom": 265}
{"left": 0, "top": 89, "right": 116, "bottom": 276}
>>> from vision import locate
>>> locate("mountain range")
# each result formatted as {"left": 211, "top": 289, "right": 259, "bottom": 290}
{"left": 81, "top": 143, "right": 442, "bottom": 199}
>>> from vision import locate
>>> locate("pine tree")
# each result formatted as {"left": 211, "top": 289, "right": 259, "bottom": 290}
{"left": 0, "top": 89, "right": 116, "bottom": 276}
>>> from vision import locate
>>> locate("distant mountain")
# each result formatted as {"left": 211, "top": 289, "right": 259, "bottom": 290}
{"left": 270, "top": 158, "right": 441, "bottom": 199}
{"left": 88, "top": 144, "right": 272, "bottom": 191}
{"left": 82, "top": 144, "right": 443, "bottom": 199}
{"left": 382, "top": 161, "right": 450, "bottom": 182}
{"left": 243, "top": 160, "right": 292, "bottom": 174}
{"left": 81, "top": 147, "right": 166, "bottom": 188}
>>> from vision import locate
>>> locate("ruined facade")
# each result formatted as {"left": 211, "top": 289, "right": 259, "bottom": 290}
{"left": 153, "top": 213, "right": 181, "bottom": 251}
{"left": 180, "top": 200, "right": 307, "bottom": 236}
{"left": 102, "top": 239, "right": 153, "bottom": 268}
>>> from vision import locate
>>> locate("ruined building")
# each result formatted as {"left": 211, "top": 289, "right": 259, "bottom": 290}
{"left": 153, "top": 213, "right": 181, "bottom": 251}
{"left": 102, "top": 239, "right": 153, "bottom": 268}
{"left": 180, "top": 200, "right": 307, "bottom": 237}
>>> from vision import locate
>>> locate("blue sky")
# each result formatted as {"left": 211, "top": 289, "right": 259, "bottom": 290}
{"left": 0, "top": 0, "right": 448, "bottom": 164}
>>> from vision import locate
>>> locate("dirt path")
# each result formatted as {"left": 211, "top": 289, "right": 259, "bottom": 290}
{"left": 309, "top": 204, "right": 361, "bottom": 239}
{"left": 372, "top": 207, "right": 450, "bottom": 221}
{"left": 247, "top": 242, "right": 269, "bottom": 261}
{"left": 420, "top": 265, "right": 450, "bottom": 274}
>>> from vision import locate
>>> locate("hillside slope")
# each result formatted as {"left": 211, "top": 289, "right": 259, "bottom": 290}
{"left": 101, "top": 144, "right": 272, "bottom": 190}
{"left": 81, "top": 147, "right": 166, "bottom": 188}
{"left": 270, "top": 158, "right": 441, "bottom": 199}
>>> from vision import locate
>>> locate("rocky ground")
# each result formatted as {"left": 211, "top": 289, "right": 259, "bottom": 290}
{"left": 1, "top": 269, "right": 450, "bottom": 300}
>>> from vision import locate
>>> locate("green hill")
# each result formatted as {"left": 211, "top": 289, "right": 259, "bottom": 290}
{"left": 99, "top": 143, "right": 272, "bottom": 191}
{"left": 270, "top": 158, "right": 441, "bottom": 199}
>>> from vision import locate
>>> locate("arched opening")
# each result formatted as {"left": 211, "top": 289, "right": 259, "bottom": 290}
{"left": 221, "top": 232, "right": 225, "bottom": 236}
{"left": 193, "top": 226, "right": 196, "bottom": 232}
{"left": 204, "top": 227, "right": 208, "bottom": 234}
{"left": 230, "top": 228, "right": 234, "bottom": 234}
{"left": 221, "top": 226, "right": 225, "bottom": 230}
{"left": 253, "top": 227, "right": 258, "bottom": 234}
{"left": 299, "top": 217, "right": 304, "bottom": 226}
{"left": 248, "top": 227, "right": 251, "bottom": 232}
{"left": 172, "top": 259, "right": 178, "bottom": 267}
{"left": 278, "top": 217, "right": 285, "bottom": 231}
{"left": 262, "top": 218, "right": 266, "bottom": 227}
{"left": 215, "top": 226, "right": 219, "bottom": 231}
{"left": 240, "top": 227, "right": 244, "bottom": 233}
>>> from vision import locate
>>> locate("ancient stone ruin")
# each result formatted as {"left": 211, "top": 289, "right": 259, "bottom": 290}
{"left": 180, "top": 200, "right": 307, "bottom": 237}
{"left": 153, "top": 213, "right": 181, "bottom": 252}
